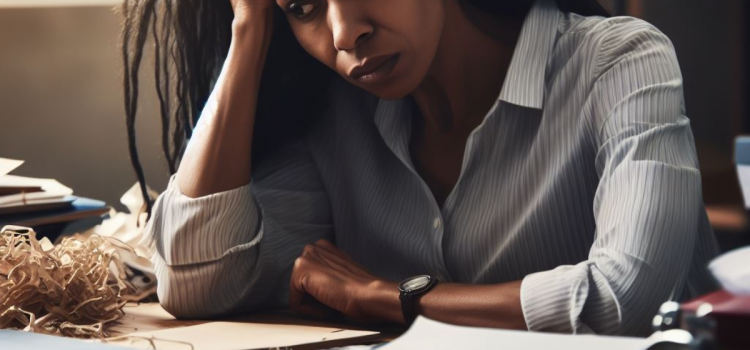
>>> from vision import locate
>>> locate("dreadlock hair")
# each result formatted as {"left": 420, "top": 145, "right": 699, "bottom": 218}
{"left": 121, "top": 0, "right": 610, "bottom": 218}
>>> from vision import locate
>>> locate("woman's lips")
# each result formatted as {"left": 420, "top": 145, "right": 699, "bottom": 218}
{"left": 348, "top": 53, "right": 400, "bottom": 84}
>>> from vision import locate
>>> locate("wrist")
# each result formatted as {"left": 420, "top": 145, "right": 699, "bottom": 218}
{"left": 226, "top": 6, "right": 274, "bottom": 84}
{"left": 232, "top": 6, "right": 274, "bottom": 38}
{"left": 361, "top": 279, "right": 404, "bottom": 324}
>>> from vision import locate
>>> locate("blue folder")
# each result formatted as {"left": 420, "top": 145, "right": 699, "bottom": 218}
{"left": 0, "top": 196, "right": 108, "bottom": 228}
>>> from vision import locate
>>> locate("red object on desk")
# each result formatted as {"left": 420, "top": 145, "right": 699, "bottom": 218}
{"left": 682, "top": 289, "right": 750, "bottom": 350}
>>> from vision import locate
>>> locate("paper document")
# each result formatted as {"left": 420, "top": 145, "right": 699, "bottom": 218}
{"left": 108, "top": 321, "right": 379, "bottom": 350}
{"left": 0, "top": 158, "right": 78, "bottom": 217}
{"left": 105, "top": 303, "right": 380, "bottom": 350}
{"left": 0, "top": 158, "right": 23, "bottom": 176}
{"left": 709, "top": 246, "right": 750, "bottom": 296}
{"left": 0, "top": 175, "right": 74, "bottom": 207}
{"left": 381, "top": 317, "right": 650, "bottom": 350}
{"left": 107, "top": 302, "right": 204, "bottom": 335}
{"left": 0, "top": 157, "right": 74, "bottom": 208}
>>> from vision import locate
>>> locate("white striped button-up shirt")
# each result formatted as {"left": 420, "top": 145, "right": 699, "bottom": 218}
{"left": 144, "top": 0, "right": 719, "bottom": 336}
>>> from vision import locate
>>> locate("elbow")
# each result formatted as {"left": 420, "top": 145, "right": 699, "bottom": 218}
{"left": 586, "top": 267, "right": 683, "bottom": 336}
{"left": 152, "top": 260, "right": 238, "bottom": 319}
{"left": 157, "top": 291, "right": 200, "bottom": 320}
{"left": 151, "top": 250, "right": 266, "bottom": 320}
{"left": 156, "top": 287, "right": 202, "bottom": 320}
{"left": 153, "top": 264, "right": 221, "bottom": 319}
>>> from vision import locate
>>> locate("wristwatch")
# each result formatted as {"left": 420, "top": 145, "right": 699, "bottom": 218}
{"left": 398, "top": 274, "right": 439, "bottom": 326}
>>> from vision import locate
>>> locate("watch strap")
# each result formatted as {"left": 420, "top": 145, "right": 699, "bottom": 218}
{"left": 399, "top": 276, "right": 439, "bottom": 326}
{"left": 400, "top": 292, "right": 415, "bottom": 325}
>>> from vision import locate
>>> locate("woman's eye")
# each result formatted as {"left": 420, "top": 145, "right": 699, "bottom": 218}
{"left": 287, "top": 3, "right": 315, "bottom": 19}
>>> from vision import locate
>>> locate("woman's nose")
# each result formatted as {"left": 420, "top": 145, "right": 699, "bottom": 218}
{"left": 328, "top": 1, "right": 374, "bottom": 51}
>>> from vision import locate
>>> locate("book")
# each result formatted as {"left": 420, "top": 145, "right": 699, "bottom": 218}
{"left": 0, "top": 195, "right": 75, "bottom": 216}
{"left": 0, "top": 196, "right": 109, "bottom": 228}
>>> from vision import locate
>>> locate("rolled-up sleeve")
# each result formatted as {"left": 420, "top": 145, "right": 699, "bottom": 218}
{"left": 142, "top": 139, "right": 332, "bottom": 319}
{"left": 520, "top": 19, "right": 704, "bottom": 335}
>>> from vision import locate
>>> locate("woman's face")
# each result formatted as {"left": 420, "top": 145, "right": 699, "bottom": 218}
{"left": 276, "top": 0, "right": 445, "bottom": 100}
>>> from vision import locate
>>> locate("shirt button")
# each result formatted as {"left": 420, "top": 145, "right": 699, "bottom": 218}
{"left": 433, "top": 217, "right": 442, "bottom": 230}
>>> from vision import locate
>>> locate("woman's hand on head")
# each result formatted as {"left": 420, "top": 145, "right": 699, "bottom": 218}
{"left": 228, "top": 0, "right": 276, "bottom": 39}
{"left": 230, "top": 0, "right": 276, "bottom": 21}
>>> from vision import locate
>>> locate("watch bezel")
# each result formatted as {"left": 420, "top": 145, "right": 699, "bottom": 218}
{"left": 398, "top": 274, "right": 435, "bottom": 294}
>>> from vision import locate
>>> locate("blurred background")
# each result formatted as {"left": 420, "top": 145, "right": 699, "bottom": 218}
{"left": 0, "top": 0, "right": 748, "bottom": 249}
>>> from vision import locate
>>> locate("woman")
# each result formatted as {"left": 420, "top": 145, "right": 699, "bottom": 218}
{"left": 122, "top": 0, "right": 719, "bottom": 336}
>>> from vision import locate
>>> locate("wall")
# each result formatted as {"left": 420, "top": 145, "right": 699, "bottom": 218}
{"left": 631, "top": 0, "right": 748, "bottom": 205}
{"left": 0, "top": 5, "right": 168, "bottom": 210}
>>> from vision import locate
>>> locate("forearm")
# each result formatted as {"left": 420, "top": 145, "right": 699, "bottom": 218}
{"left": 363, "top": 279, "right": 526, "bottom": 330}
{"left": 177, "top": 9, "right": 274, "bottom": 198}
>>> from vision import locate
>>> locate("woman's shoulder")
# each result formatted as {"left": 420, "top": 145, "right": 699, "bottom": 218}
{"left": 558, "top": 13, "right": 680, "bottom": 79}
{"left": 561, "top": 12, "right": 672, "bottom": 48}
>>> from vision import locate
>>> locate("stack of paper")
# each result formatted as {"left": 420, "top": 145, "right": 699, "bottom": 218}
{"left": 0, "top": 158, "right": 108, "bottom": 230}
{"left": 0, "top": 158, "right": 75, "bottom": 215}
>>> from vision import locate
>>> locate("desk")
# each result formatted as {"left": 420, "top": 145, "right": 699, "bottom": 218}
{"left": 106, "top": 303, "right": 400, "bottom": 350}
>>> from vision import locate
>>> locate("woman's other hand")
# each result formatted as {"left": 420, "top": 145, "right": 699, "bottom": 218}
{"left": 289, "top": 239, "right": 401, "bottom": 323}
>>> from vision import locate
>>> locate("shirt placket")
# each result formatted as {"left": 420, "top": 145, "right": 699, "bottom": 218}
{"left": 372, "top": 96, "right": 502, "bottom": 282}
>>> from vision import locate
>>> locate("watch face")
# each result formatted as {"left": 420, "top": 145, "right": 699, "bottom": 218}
{"left": 399, "top": 275, "right": 432, "bottom": 293}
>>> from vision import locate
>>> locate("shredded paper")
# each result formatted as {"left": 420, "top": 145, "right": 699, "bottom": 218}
{"left": 0, "top": 225, "right": 152, "bottom": 338}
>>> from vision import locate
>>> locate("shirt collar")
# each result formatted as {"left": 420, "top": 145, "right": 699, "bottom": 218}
{"left": 497, "top": 0, "right": 561, "bottom": 110}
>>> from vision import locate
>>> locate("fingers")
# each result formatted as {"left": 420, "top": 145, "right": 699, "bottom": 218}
{"left": 313, "top": 239, "right": 349, "bottom": 259}
{"left": 289, "top": 249, "right": 336, "bottom": 311}
{"left": 303, "top": 242, "right": 353, "bottom": 276}
{"left": 312, "top": 239, "right": 356, "bottom": 266}
{"left": 289, "top": 256, "right": 308, "bottom": 311}
{"left": 289, "top": 256, "right": 342, "bottom": 321}
{"left": 290, "top": 240, "right": 383, "bottom": 322}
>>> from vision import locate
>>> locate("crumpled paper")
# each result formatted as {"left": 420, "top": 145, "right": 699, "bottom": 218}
{"left": 71, "top": 183, "right": 159, "bottom": 298}
{"left": 80, "top": 183, "right": 157, "bottom": 274}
